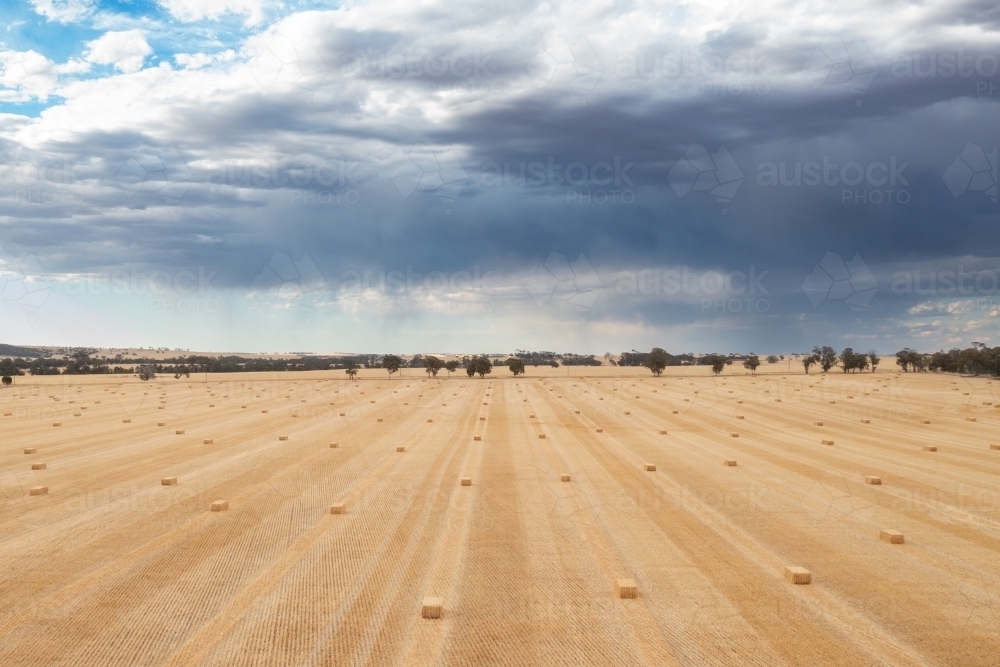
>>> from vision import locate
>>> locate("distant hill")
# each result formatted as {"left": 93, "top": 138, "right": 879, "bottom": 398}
{"left": 0, "top": 344, "right": 46, "bottom": 358}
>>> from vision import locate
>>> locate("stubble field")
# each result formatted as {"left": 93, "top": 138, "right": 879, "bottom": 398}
{"left": 1, "top": 366, "right": 998, "bottom": 666}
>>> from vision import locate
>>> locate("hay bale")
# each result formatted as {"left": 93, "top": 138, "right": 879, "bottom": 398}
{"left": 538, "top": 434, "right": 546, "bottom": 439}
{"left": 616, "top": 579, "right": 638, "bottom": 599}
{"left": 427, "top": 418, "right": 433, "bottom": 423}
{"left": 52, "top": 422, "right": 61, "bottom": 427}
{"left": 24, "top": 448, "right": 36, "bottom": 454}
{"left": 879, "top": 530, "right": 904, "bottom": 544}
{"left": 397, "top": 445, "right": 406, "bottom": 452}
{"left": 645, "top": 463, "right": 656, "bottom": 471}
{"left": 965, "top": 417, "right": 977, "bottom": 422}
{"left": 30, "top": 486, "right": 48, "bottom": 496}
{"left": 990, "top": 444, "right": 1000, "bottom": 450}
{"left": 158, "top": 422, "right": 165, "bottom": 426}
{"left": 204, "top": 439, "right": 214, "bottom": 444}
{"left": 659, "top": 430, "right": 667, "bottom": 435}
{"left": 330, "top": 442, "right": 339, "bottom": 448}
{"left": 210, "top": 500, "right": 228, "bottom": 512}
{"left": 861, "top": 419, "right": 870, "bottom": 424}
{"left": 724, "top": 459, "right": 737, "bottom": 466}
{"left": 176, "top": 429, "right": 185, "bottom": 435}
{"left": 330, "top": 502, "right": 345, "bottom": 514}
{"left": 161, "top": 477, "right": 178, "bottom": 485}
{"left": 575, "top": 410, "right": 580, "bottom": 414}
{"left": 784, "top": 566, "right": 811, "bottom": 584}
{"left": 829, "top": 401, "right": 836, "bottom": 404}
{"left": 279, "top": 435, "right": 288, "bottom": 441}
{"left": 561, "top": 473, "right": 571, "bottom": 482}
{"left": 821, "top": 439, "right": 835, "bottom": 446}
{"left": 474, "top": 436, "right": 482, "bottom": 441}
{"left": 736, "top": 415, "right": 744, "bottom": 420}
{"left": 480, "top": 416, "right": 485, "bottom": 420}
{"left": 421, "top": 597, "right": 443, "bottom": 619}
{"left": 923, "top": 445, "right": 937, "bottom": 451}
{"left": 596, "top": 428, "right": 603, "bottom": 433}
{"left": 672, "top": 410, "right": 678, "bottom": 414}
{"left": 262, "top": 409, "right": 268, "bottom": 413}
{"left": 122, "top": 418, "right": 131, "bottom": 423}
{"left": 461, "top": 477, "right": 472, "bottom": 486}
{"left": 31, "top": 462, "right": 46, "bottom": 470}
{"left": 921, "top": 420, "right": 930, "bottom": 424}
{"left": 814, "top": 421, "right": 823, "bottom": 426}
{"left": 341, "top": 413, "right": 347, "bottom": 417}
{"left": 730, "top": 432, "right": 739, "bottom": 438}
{"left": 529, "top": 414, "right": 535, "bottom": 418}
{"left": 866, "top": 476, "right": 882, "bottom": 485}
{"left": 377, "top": 418, "right": 383, "bottom": 422}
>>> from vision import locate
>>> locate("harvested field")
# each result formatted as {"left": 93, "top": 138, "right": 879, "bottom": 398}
{"left": 1, "top": 367, "right": 998, "bottom": 666}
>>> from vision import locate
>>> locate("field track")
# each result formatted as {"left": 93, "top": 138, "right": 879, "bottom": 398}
{"left": 1, "top": 367, "right": 998, "bottom": 666}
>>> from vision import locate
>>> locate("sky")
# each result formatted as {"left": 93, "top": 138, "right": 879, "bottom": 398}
{"left": 0, "top": 0, "right": 997, "bottom": 355}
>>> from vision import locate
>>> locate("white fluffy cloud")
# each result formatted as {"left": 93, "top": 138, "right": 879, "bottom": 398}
{"left": 29, "top": 0, "right": 95, "bottom": 23}
{"left": 84, "top": 30, "right": 153, "bottom": 73}
{"left": 158, "top": 0, "right": 264, "bottom": 26}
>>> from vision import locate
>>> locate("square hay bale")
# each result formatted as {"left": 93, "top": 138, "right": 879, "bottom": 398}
{"left": 645, "top": 463, "right": 656, "bottom": 471}
{"left": 262, "top": 409, "right": 268, "bottom": 414}
{"left": 538, "top": 434, "right": 546, "bottom": 439}
{"left": 479, "top": 416, "right": 486, "bottom": 420}
{"left": 672, "top": 410, "right": 678, "bottom": 414}
{"left": 814, "top": 421, "right": 824, "bottom": 426}
{"left": 175, "top": 429, "right": 185, "bottom": 435}
{"left": 52, "top": 422, "right": 61, "bottom": 427}
{"left": 341, "top": 413, "right": 347, "bottom": 417}
{"left": 561, "top": 473, "right": 571, "bottom": 482}
{"left": 30, "top": 486, "right": 48, "bottom": 496}
{"left": 829, "top": 401, "right": 836, "bottom": 404}
{"left": 736, "top": 415, "right": 744, "bottom": 420}
{"left": 204, "top": 439, "right": 214, "bottom": 444}
{"left": 923, "top": 445, "right": 937, "bottom": 451}
{"left": 474, "top": 436, "right": 482, "bottom": 441}
{"left": 3, "top": 412, "right": 10, "bottom": 416}
{"left": 990, "top": 444, "right": 1000, "bottom": 450}
{"left": 529, "top": 414, "right": 535, "bottom": 418}
{"left": 161, "top": 477, "right": 178, "bottom": 486}
{"left": 866, "top": 476, "right": 882, "bottom": 485}
{"left": 32, "top": 462, "right": 46, "bottom": 470}
{"left": 279, "top": 435, "right": 289, "bottom": 441}
{"left": 965, "top": 417, "right": 977, "bottom": 422}
{"left": 880, "top": 529, "right": 904, "bottom": 544}
{"left": 774, "top": 399, "right": 781, "bottom": 403}
{"left": 624, "top": 411, "right": 631, "bottom": 415}
{"left": 821, "top": 439, "right": 835, "bottom": 446}
{"left": 659, "top": 430, "right": 668, "bottom": 435}
{"left": 861, "top": 419, "right": 870, "bottom": 424}
{"left": 730, "top": 432, "right": 739, "bottom": 438}
{"left": 921, "top": 420, "right": 930, "bottom": 424}
{"left": 784, "top": 566, "right": 811, "bottom": 585}
{"left": 724, "top": 459, "right": 737, "bottom": 466}
{"left": 377, "top": 418, "right": 383, "bottom": 422}
{"left": 211, "top": 500, "right": 228, "bottom": 512}
{"left": 461, "top": 477, "right": 472, "bottom": 486}
{"left": 330, "top": 502, "right": 345, "bottom": 514}
{"left": 24, "top": 448, "right": 36, "bottom": 454}
{"left": 596, "top": 428, "right": 603, "bottom": 433}
{"left": 122, "top": 418, "right": 131, "bottom": 423}
{"left": 427, "top": 418, "right": 433, "bottom": 423}
{"left": 397, "top": 445, "right": 406, "bottom": 452}
{"left": 575, "top": 410, "right": 580, "bottom": 414}
{"left": 292, "top": 413, "right": 299, "bottom": 417}
{"left": 330, "top": 442, "right": 339, "bottom": 448}
{"left": 737, "top": 400, "right": 743, "bottom": 404}
{"left": 616, "top": 579, "right": 638, "bottom": 599}
{"left": 158, "top": 422, "right": 165, "bottom": 426}
{"left": 422, "top": 597, "right": 443, "bottom": 619}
